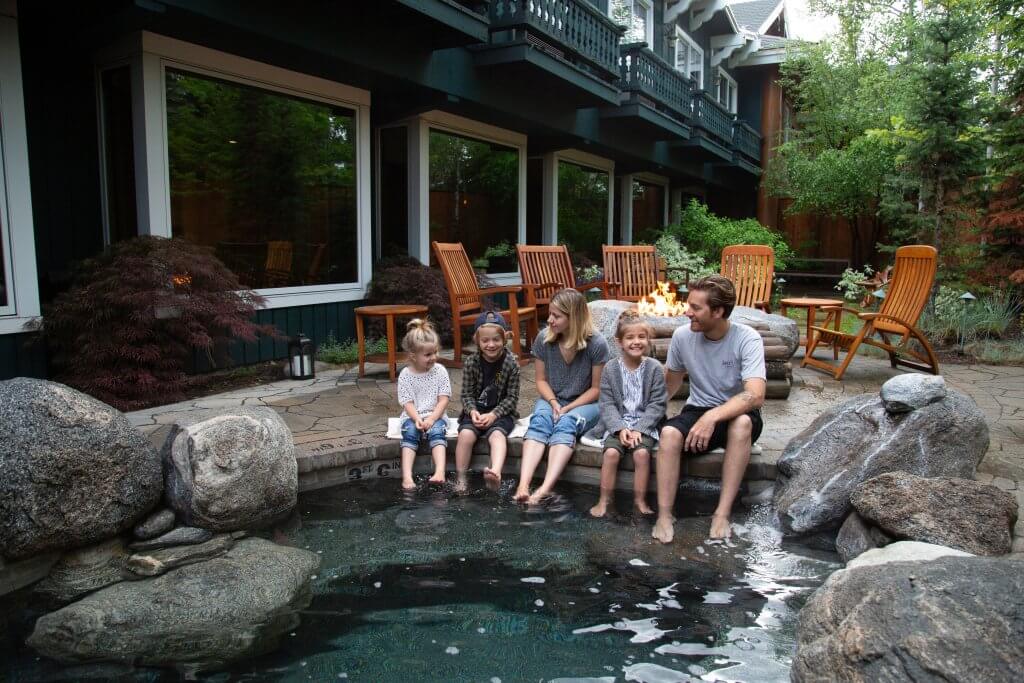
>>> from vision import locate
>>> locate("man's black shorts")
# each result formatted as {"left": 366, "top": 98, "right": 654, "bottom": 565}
{"left": 662, "top": 405, "right": 763, "bottom": 455}
{"left": 458, "top": 413, "right": 515, "bottom": 438}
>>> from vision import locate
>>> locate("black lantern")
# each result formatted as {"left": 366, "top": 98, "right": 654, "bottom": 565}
{"left": 288, "top": 333, "right": 315, "bottom": 379}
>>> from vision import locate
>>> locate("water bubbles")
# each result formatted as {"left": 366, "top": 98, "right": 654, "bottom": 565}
{"left": 446, "top": 646, "right": 460, "bottom": 655}
{"left": 628, "top": 558, "right": 650, "bottom": 567}
{"left": 521, "top": 576, "right": 545, "bottom": 584}
{"left": 589, "top": 587, "right": 600, "bottom": 593}
{"left": 477, "top": 627, "right": 486, "bottom": 634}
{"left": 535, "top": 599, "right": 544, "bottom": 607}
{"left": 373, "top": 581, "right": 382, "bottom": 588}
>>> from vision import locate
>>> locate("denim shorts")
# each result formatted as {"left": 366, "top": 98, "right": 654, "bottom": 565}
{"left": 523, "top": 398, "right": 600, "bottom": 448}
{"left": 400, "top": 415, "right": 449, "bottom": 451}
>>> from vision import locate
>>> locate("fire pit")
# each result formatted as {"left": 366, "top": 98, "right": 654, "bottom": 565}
{"left": 590, "top": 285, "right": 800, "bottom": 399}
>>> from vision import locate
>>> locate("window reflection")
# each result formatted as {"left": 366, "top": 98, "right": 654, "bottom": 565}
{"left": 558, "top": 161, "right": 609, "bottom": 263}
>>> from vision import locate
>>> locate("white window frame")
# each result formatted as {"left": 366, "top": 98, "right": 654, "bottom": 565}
{"left": 716, "top": 67, "right": 738, "bottom": 113}
{"left": 540, "top": 149, "right": 615, "bottom": 250}
{"left": 618, "top": 172, "right": 669, "bottom": 245}
{"left": 407, "top": 110, "right": 527, "bottom": 285}
{"left": 97, "top": 32, "right": 372, "bottom": 309}
{"left": 610, "top": 0, "right": 654, "bottom": 47}
{"left": 674, "top": 27, "right": 704, "bottom": 90}
{"left": 0, "top": 12, "right": 41, "bottom": 332}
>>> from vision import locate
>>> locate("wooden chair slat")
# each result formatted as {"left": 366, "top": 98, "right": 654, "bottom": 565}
{"left": 602, "top": 245, "right": 660, "bottom": 301}
{"left": 721, "top": 245, "right": 774, "bottom": 312}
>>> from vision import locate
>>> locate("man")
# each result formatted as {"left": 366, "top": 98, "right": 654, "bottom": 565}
{"left": 653, "top": 274, "right": 766, "bottom": 543}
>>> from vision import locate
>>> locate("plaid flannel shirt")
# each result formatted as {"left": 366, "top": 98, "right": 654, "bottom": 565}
{"left": 460, "top": 350, "right": 520, "bottom": 419}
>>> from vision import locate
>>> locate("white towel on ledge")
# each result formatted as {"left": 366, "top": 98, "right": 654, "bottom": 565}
{"left": 386, "top": 415, "right": 532, "bottom": 440}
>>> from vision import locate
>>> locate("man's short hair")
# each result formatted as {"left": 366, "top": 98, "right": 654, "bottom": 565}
{"left": 690, "top": 274, "right": 737, "bottom": 318}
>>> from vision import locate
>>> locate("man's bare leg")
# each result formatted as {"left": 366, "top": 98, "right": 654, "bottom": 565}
{"left": 527, "top": 444, "right": 574, "bottom": 504}
{"left": 484, "top": 431, "right": 507, "bottom": 489}
{"left": 453, "top": 430, "right": 477, "bottom": 493}
{"left": 653, "top": 426, "right": 683, "bottom": 543}
{"left": 514, "top": 439, "right": 546, "bottom": 501}
{"left": 710, "top": 415, "right": 752, "bottom": 539}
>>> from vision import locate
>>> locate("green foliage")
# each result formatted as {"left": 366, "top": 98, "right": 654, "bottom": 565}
{"left": 835, "top": 265, "right": 875, "bottom": 301}
{"left": 317, "top": 335, "right": 388, "bottom": 364}
{"left": 483, "top": 241, "right": 515, "bottom": 259}
{"left": 31, "top": 237, "right": 275, "bottom": 411}
{"left": 557, "top": 162, "right": 611, "bottom": 262}
{"left": 664, "top": 200, "right": 795, "bottom": 271}
{"left": 920, "top": 286, "right": 1021, "bottom": 343}
{"left": 654, "top": 235, "right": 716, "bottom": 284}
{"left": 964, "top": 337, "right": 1024, "bottom": 365}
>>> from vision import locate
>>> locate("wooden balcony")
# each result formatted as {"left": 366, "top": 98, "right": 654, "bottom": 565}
{"left": 600, "top": 42, "right": 693, "bottom": 140}
{"left": 475, "top": 0, "right": 625, "bottom": 106}
{"left": 732, "top": 119, "right": 762, "bottom": 168}
{"left": 673, "top": 91, "right": 734, "bottom": 161}
{"left": 390, "top": 0, "right": 490, "bottom": 48}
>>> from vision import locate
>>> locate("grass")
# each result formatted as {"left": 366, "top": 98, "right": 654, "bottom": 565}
{"left": 317, "top": 336, "right": 389, "bottom": 365}
{"left": 963, "top": 337, "right": 1024, "bottom": 366}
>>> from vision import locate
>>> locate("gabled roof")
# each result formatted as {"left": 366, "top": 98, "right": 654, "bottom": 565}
{"left": 727, "top": 0, "right": 786, "bottom": 35}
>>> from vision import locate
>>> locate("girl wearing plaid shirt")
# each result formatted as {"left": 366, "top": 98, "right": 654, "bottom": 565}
{"left": 454, "top": 311, "right": 521, "bottom": 491}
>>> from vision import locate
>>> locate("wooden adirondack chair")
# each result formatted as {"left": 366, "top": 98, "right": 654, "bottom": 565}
{"left": 602, "top": 245, "right": 667, "bottom": 301}
{"left": 516, "top": 244, "right": 620, "bottom": 318}
{"left": 432, "top": 241, "right": 539, "bottom": 366}
{"left": 721, "top": 244, "right": 774, "bottom": 312}
{"left": 802, "top": 245, "right": 940, "bottom": 380}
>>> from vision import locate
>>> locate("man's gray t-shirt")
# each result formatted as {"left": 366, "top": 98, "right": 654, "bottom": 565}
{"left": 665, "top": 322, "right": 766, "bottom": 407}
{"left": 532, "top": 330, "right": 611, "bottom": 402}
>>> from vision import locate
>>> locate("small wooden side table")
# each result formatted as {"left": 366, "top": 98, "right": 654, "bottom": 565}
{"left": 354, "top": 304, "right": 429, "bottom": 382}
{"left": 779, "top": 297, "right": 844, "bottom": 350}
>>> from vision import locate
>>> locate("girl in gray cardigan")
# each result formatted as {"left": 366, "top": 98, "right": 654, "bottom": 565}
{"left": 586, "top": 311, "right": 668, "bottom": 517}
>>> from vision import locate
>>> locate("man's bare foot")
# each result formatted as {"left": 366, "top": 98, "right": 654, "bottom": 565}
{"left": 652, "top": 516, "right": 675, "bottom": 544}
{"left": 401, "top": 479, "right": 416, "bottom": 491}
{"left": 428, "top": 472, "right": 445, "bottom": 485}
{"left": 634, "top": 500, "right": 654, "bottom": 515}
{"left": 709, "top": 513, "right": 732, "bottom": 539}
{"left": 589, "top": 500, "right": 610, "bottom": 518}
{"left": 513, "top": 486, "right": 531, "bottom": 502}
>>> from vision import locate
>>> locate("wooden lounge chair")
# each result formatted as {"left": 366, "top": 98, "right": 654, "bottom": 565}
{"left": 516, "top": 244, "right": 620, "bottom": 318}
{"left": 432, "top": 241, "right": 539, "bottom": 367}
{"left": 802, "top": 245, "right": 940, "bottom": 380}
{"left": 602, "top": 245, "right": 668, "bottom": 302}
{"left": 263, "top": 240, "right": 293, "bottom": 288}
{"left": 721, "top": 244, "right": 774, "bottom": 312}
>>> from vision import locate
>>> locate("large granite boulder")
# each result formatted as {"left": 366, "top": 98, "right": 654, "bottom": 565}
{"left": 845, "top": 540, "right": 973, "bottom": 570}
{"left": 162, "top": 408, "right": 297, "bottom": 531}
{"left": 27, "top": 538, "right": 319, "bottom": 670}
{"left": 852, "top": 471, "right": 1017, "bottom": 555}
{"left": 773, "top": 380, "right": 989, "bottom": 535}
{"left": 32, "top": 537, "right": 133, "bottom": 606}
{"left": 792, "top": 556, "right": 1024, "bottom": 682}
{"left": 835, "top": 512, "right": 883, "bottom": 564}
{"left": 0, "top": 379, "right": 163, "bottom": 560}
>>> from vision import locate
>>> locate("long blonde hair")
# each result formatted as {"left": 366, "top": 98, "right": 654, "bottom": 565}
{"left": 402, "top": 318, "right": 440, "bottom": 354}
{"left": 544, "top": 288, "right": 593, "bottom": 351}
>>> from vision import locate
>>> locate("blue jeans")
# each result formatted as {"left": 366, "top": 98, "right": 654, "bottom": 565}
{"left": 400, "top": 416, "right": 448, "bottom": 451}
{"left": 523, "top": 398, "right": 599, "bottom": 448}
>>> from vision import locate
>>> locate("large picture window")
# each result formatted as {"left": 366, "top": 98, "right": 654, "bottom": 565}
{"left": 166, "top": 69, "right": 358, "bottom": 289}
{"left": 716, "top": 68, "right": 738, "bottom": 113}
{"left": 632, "top": 178, "right": 666, "bottom": 239}
{"left": 428, "top": 129, "right": 518, "bottom": 272}
{"left": 675, "top": 29, "right": 704, "bottom": 89}
{"left": 557, "top": 161, "right": 610, "bottom": 262}
{"left": 610, "top": 0, "right": 653, "bottom": 45}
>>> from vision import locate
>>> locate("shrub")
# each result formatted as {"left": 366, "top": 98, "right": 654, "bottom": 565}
{"left": 836, "top": 265, "right": 875, "bottom": 302}
{"left": 920, "top": 286, "right": 1021, "bottom": 344}
{"left": 31, "top": 236, "right": 276, "bottom": 411}
{"left": 654, "top": 235, "right": 716, "bottom": 285}
{"left": 317, "top": 335, "right": 388, "bottom": 364}
{"left": 665, "top": 200, "right": 795, "bottom": 270}
{"left": 366, "top": 256, "right": 455, "bottom": 344}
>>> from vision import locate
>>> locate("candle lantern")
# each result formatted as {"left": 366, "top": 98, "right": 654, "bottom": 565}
{"left": 288, "top": 333, "right": 315, "bottom": 379}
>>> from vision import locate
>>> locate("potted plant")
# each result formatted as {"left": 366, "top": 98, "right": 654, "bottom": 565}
{"left": 482, "top": 241, "right": 516, "bottom": 273}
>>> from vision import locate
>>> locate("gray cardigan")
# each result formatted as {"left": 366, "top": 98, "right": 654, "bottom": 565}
{"left": 585, "top": 356, "right": 668, "bottom": 440}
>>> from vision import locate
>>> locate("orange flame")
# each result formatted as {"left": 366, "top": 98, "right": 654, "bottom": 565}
{"left": 171, "top": 273, "right": 192, "bottom": 288}
{"left": 637, "top": 281, "right": 687, "bottom": 317}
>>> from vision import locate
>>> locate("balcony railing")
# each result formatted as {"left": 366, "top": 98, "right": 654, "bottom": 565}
{"left": 732, "top": 120, "right": 762, "bottom": 163}
{"left": 691, "top": 91, "right": 733, "bottom": 146}
{"left": 488, "top": 0, "right": 624, "bottom": 81}
{"left": 618, "top": 42, "right": 694, "bottom": 122}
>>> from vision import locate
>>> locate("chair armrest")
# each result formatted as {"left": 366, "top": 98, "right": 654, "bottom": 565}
{"left": 477, "top": 285, "right": 524, "bottom": 296}
{"left": 858, "top": 312, "right": 918, "bottom": 330}
{"left": 527, "top": 281, "right": 564, "bottom": 292}
{"left": 520, "top": 282, "right": 561, "bottom": 307}
{"left": 819, "top": 305, "right": 861, "bottom": 316}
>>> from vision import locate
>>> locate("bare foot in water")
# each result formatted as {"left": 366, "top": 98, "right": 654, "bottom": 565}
{"left": 709, "top": 513, "right": 732, "bottom": 539}
{"left": 652, "top": 516, "right": 675, "bottom": 543}
{"left": 513, "top": 485, "right": 531, "bottom": 502}
{"left": 483, "top": 467, "right": 501, "bottom": 490}
{"left": 634, "top": 499, "right": 654, "bottom": 516}
{"left": 401, "top": 478, "right": 416, "bottom": 491}
{"left": 453, "top": 475, "right": 468, "bottom": 494}
{"left": 428, "top": 472, "right": 445, "bottom": 485}
{"left": 526, "top": 491, "right": 550, "bottom": 506}
{"left": 589, "top": 499, "right": 610, "bottom": 518}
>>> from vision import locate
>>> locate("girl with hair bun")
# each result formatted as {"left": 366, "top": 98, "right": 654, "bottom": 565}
{"left": 396, "top": 318, "right": 451, "bottom": 490}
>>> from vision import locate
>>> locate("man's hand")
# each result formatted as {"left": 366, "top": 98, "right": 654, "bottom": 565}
{"left": 684, "top": 414, "right": 716, "bottom": 453}
{"left": 478, "top": 412, "right": 497, "bottom": 428}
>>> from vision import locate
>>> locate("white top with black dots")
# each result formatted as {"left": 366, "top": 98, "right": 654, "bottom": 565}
{"left": 397, "top": 364, "right": 452, "bottom": 418}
